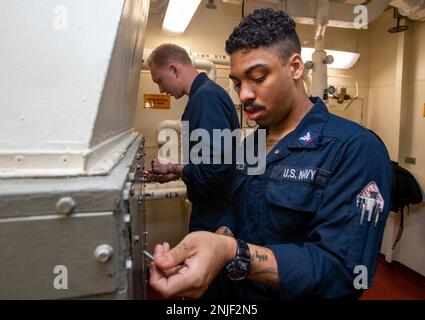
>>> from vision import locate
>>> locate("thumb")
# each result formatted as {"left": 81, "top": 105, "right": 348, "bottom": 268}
{"left": 157, "top": 156, "right": 170, "bottom": 165}
{"left": 155, "top": 242, "right": 190, "bottom": 269}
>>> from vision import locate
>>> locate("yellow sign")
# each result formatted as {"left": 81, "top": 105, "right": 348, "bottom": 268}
{"left": 144, "top": 94, "right": 170, "bottom": 109}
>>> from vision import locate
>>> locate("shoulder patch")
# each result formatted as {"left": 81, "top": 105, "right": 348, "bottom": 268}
{"left": 356, "top": 181, "right": 384, "bottom": 226}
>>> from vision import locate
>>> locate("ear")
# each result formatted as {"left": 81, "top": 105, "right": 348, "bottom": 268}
{"left": 169, "top": 63, "right": 179, "bottom": 78}
{"left": 288, "top": 53, "right": 304, "bottom": 81}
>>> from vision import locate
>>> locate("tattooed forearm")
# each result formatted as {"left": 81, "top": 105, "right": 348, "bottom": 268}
{"left": 250, "top": 268, "right": 280, "bottom": 290}
{"left": 250, "top": 268, "right": 278, "bottom": 277}
{"left": 252, "top": 250, "right": 268, "bottom": 262}
{"left": 247, "top": 244, "right": 280, "bottom": 291}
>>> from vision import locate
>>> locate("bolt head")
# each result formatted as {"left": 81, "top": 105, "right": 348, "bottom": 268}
{"left": 56, "top": 197, "right": 76, "bottom": 215}
{"left": 94, "top": 244, "right": 113, "bottom": 263}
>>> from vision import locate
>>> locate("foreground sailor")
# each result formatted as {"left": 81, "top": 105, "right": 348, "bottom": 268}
{"left": 149, "top": 9, "right": 393, "bottom": 300}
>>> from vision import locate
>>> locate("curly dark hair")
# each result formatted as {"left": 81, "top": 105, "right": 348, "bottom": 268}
{"left": 225, "top": 8, "right": 301, "bottom": 62}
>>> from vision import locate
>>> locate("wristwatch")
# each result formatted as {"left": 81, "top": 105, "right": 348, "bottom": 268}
{"left": 225, "top": 239, "right": 251, "bottom": 281}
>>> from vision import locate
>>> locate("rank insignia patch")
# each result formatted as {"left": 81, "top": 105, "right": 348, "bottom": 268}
{"left": 298, "top": 131, "right": 319, "bottom": 146}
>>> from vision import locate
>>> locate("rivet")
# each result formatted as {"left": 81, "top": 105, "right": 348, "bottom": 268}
{"left": 55, "top": 197, "right": 76, "bottom": 215}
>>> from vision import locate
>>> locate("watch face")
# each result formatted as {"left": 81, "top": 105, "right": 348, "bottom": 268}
{"left": 227, "top": 260, "right": 250, "bottom": 280}
{"left": 228, "top": 268, "right": 247, "bottom": 281}
{"left": 225, "top": 239, "right": 251, "bottom": 281}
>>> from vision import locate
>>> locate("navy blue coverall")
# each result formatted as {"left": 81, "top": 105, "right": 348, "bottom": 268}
{"left": 215, "top": 97, "right": 393, "bottom": 299}
{"left": 180, "top": 72, "right": 240, "bottom": 233}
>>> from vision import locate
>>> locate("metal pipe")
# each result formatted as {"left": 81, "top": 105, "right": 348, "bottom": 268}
{"left": 194, "top": 58, "right": 216, "bottom": 81}
{"left": 191, "top": 51, "right": 230, "bottom": 65}
{"left": 143, "top": 186, "right": 187, "bottom": 200}
{"left": 311, "top": 0, "right": 329, "bottom": 98}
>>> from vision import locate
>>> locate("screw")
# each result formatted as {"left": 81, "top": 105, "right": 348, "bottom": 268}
{"left": 56, "top": 197, "right": 76, "bottom": 215}
{"left": 94, "top": 244, "right": 113, "bottom": 263}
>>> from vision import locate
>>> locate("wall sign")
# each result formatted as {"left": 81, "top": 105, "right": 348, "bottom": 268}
{"left": 144, "top": 94, "right": 170, "bottom": 109}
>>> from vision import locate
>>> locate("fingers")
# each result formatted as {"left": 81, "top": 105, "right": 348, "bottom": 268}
{"left": 149, "top": 242, "right": 189, "bottom": 298}
{"left": 149, "top": 232, "right": 217, "bottom": 299}
{"left": 146, "top": 172, "right": 174, "bottom": 183}
{"left": 149, "top": 255, "right": 200, "bottom": 299}
{"left": 151, "top": 157, "right": 161, "bottom": 173}
{"left": 150, "top": 264, "right": 192, "bottom": 298}
{"left": 149, "top": 243, "right": 174, "bottom": 286}
{"left": 163, "top": 242, "right": 171, "bottom": 252}
{"left": 155, "top": 240, "right": 190, "bottom": 270}
{"left": 150, "top": 157, "right": 157, "bottom": 167}
{"left": 151, "top": 155, "right": 172, "bottom": 175}
{"left": 153, "top": 243, "right": 164, "bottom": 256}
{"left": 162, "top": 264, "right": 185, "bottom": 278}
{"left": 156, "top": 258, "right": 208, "bottom": 299}
{"left": 149, "top": 245, "right": 167, "bottom": 285}
{"left": 143, "top": 170, "right": 161, "bottom": 183}
{"left": 152, "top": 173, "right": 177, "bottom": 183}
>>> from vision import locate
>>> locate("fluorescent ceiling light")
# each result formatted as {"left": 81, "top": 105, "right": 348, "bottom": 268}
{"left": 301, "top": 48, "right": 360, "bottom": 69}
{"left": 162, "top": 0, "right": 201, "bottom": 34}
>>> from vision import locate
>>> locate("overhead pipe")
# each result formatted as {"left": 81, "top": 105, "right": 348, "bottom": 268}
{"left": 311, "top": 0, "right": 330, "bottom": 99}
{"left": 302, "top": 67, "right": 312, "bottom": 97}
{"left": 390, "top": 0, "right": 425, "bottom": 21}
{"left": 191, "top": 51, "right": 230, "bottom": 65}
{"left": 194, "top": 58, "right": 216, "bottom": 81}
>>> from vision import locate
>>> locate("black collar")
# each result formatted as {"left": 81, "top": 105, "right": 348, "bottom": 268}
{"left": 189, "top": 73, "right": 208, "bottom": 98}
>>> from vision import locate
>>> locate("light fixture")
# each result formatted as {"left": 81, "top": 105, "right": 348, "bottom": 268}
{"left": 162, "top": 0, "right": 201, "bottom": 34}
{"left": 301, "top": 48, "right": 360, "bottom": 69}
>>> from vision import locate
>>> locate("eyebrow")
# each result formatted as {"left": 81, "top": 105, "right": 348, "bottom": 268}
{"left": 229, "top": 63, "right": 268, "bottom": 80}
{"left": 244, "top": 63, "right": 268, "bottom": 76}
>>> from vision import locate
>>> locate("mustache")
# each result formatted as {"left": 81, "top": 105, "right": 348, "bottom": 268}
{"left": 243, "top": 103, "right": 266, "bottom": 112}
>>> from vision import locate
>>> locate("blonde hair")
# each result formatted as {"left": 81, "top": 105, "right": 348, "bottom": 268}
{"left": 147, "top": 43, "right": 192, "bottom": 67}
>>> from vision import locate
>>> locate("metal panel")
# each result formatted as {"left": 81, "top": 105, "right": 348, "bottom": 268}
{"left": 0, "top": 0, "right": 150, "bottom": 178}
{"left": 0, "top": 136, "right": 145, "bottom": 218}
{"left": 0, "top": 133, "right": 147, "bottom": 299}
{"left": 0, "top": 212, "right": 117, "bottom": 299}
{"left": 123, "top": 145, "right": 148, "bottom": 299}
